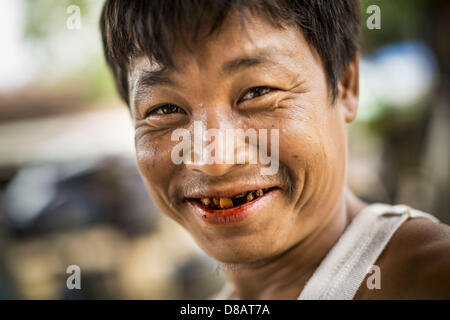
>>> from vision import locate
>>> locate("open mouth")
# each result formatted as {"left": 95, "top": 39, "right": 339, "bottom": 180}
{"left": 189, "top": 187, "right": 275, "bottom": 210}
{"left": 185, "top": 186, "right": 281, "bottom": 225}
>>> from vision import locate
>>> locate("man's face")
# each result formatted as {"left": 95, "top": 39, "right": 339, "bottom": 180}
{"left": 129, "top": 11, "right": 353, "bottom": 263}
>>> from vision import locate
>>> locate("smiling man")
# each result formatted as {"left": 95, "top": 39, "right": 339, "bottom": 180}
{"left": 100, "top": 0, "right": 450, "bottom": 299}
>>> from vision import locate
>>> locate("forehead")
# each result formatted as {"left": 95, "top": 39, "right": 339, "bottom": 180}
{"left": 130, "top": 10, "right": 315, "bottom": 78}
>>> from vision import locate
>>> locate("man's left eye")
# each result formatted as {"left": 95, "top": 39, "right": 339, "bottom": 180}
{"left": 238, "top": 86, "right": 274, "bottom": 103}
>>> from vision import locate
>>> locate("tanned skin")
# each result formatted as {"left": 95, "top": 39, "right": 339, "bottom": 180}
{"left": 127, "top": 9, "right": 450, "bottom": 299}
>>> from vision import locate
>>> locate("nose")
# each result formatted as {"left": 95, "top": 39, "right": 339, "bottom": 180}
{"left": 184, "top": 115, "right": 256, "bottom": 177}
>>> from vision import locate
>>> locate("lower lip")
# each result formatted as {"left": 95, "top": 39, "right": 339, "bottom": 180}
{"left": 186, "top": 189, "right": 281, "bottom": 225}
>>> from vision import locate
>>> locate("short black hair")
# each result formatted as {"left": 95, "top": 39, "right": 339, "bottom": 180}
{"left": 100, "top": 0, "right": 361, "bottom": 105}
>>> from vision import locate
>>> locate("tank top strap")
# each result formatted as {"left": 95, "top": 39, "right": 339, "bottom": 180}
{"left": 298, "top": 203, "right": 439, "bottom": 300}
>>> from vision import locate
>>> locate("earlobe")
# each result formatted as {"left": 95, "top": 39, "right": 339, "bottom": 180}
{"left": 338, "top": 55, "right": 360, "bottom": 123}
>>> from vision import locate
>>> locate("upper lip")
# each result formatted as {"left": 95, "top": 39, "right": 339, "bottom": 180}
{"left": 183, "top": 185, "right": 280, "bottom": 199}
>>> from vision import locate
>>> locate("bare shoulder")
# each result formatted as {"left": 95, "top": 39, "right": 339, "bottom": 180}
{"left": 390, "top": 217, "right": 450, "bottom": 298}
{"left": 356, "top": 216, "right": 450, "bottom": 299}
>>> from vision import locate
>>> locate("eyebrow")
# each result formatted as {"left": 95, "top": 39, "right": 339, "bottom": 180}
{"left": 136, "top": 68, "right": 179, "bottom": 89}
{"left": 221, "top": 55, "right": 270, "bottom": 76}
{"left": 132, "top": 51, "right": 281, "bottom": 109}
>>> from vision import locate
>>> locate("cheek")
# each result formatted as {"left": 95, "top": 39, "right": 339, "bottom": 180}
{"left": 276, "top": 103, "right": 346, "bottom": 206}
{"left": 135, "top": 135, "right": 175, "bottom": 187}
{"left": 280, "top": 123, "right": 329, "bottom": 193}
{"left": 277, "top": 92, "right": 345, "bottom": 166}
{"left": 277, "top": 107, "right": 328, "bottom": 173}
{"left": 321, "top": 107, "right": 348, "bottom": 181}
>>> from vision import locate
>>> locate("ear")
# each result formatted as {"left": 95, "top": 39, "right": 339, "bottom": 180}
{"left": 337, "top": 54, "right": 359, "bottom": 123}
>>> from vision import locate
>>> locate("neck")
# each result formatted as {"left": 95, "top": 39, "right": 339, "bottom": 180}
{"left": 223, "top": 187, "right": 366, "bottom": 299}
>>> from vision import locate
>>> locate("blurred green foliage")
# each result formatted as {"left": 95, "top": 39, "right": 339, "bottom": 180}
{"left": 360, "top": 0, "right": 430, "bottom": 52}
{"left": 22, "top": 0, "right": 117, "bottom": 103}
{"left": 24, "top": 0, "right": 91, "bottom": 41}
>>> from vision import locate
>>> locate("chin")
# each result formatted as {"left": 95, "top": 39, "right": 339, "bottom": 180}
{"left": 194, "top": 229, "right": 288, "bottom": 264}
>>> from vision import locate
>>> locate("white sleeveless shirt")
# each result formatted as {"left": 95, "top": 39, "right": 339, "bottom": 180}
{"left": 213, "top": 203, "right": 439, "bottom": 300}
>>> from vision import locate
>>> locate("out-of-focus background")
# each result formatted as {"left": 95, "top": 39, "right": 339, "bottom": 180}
{"left": 0, "top": 0, "right": 448, "bottom": 299}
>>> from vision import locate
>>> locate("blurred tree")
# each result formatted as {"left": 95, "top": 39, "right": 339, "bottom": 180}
{"left": 359, "top": 0, "right": 449, "bottom": 221}
{"left": 21, "top": 0, "right": 117, "bottom": 104}
{"left": 360, "top": 0, "right": 430, "bottom": 52}
{"left": 23, "top": 0, "right": 90, "bottom": 41}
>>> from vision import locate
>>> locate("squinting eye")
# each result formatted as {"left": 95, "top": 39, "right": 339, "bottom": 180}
{"left": 238, "top": 86, "right": 274, "bottom": 103}
{"left": 146, "top": 104, "right": 187, "bottom": 117}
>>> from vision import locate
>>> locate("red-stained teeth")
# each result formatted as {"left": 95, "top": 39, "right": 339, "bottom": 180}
{"left": 201, "top": 198, "right": 211, "bottom": 206}
{"left": 219, "top": 197, "right": 233, "bottom": 209}
{"left": 197, "top": 188, "right": 270, "bottom": 209}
